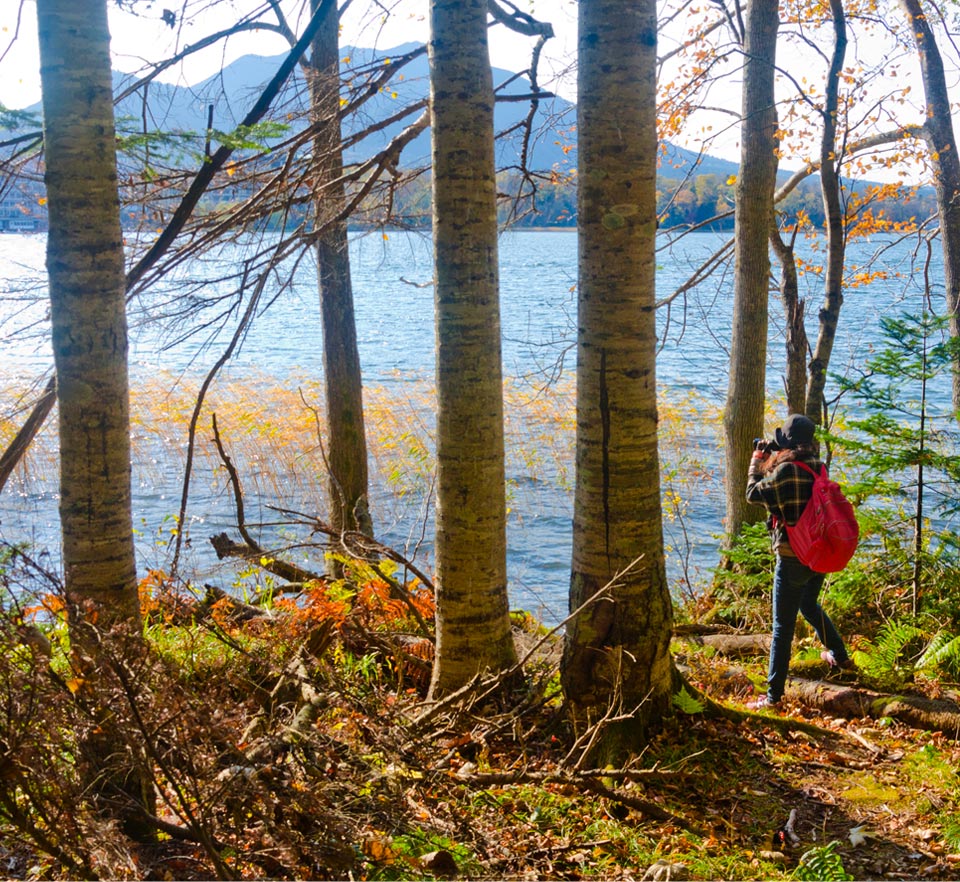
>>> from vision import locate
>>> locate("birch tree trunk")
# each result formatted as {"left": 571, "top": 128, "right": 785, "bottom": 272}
{"left": 37, "top": 0, "right": 152, "bottom": 834}
{"left": 38, "top": 0, "right": 139, "bottom": 624}
{"left": 428, "top": 0, "right": 517, "bottom": 697}
{"left": 560, "top": 0, "right": 674, "bottom": 762}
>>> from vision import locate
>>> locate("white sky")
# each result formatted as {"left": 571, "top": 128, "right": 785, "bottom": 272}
{"left": 0, "top": 0, "right": 943, "bottom": 183}
{"left": 0, "top": 0, "right": 578, "bottom": 108}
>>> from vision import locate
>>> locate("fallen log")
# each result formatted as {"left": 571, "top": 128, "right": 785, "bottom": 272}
{"left": 684, "top": 633, "right": 771, "bottom": 657}
{"left": 784, "top": 678, "right": 960, "bottom": 736}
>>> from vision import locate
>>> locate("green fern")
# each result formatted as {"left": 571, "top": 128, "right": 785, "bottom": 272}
{"left": 794, "top": 841, "right": 854, "bottom": 881}
{"left": 671, "top": 686, "right": 706, "bottom": 715}
{"left": 857, "top": 620, "right": 922, "bottom": 682}
{"left": 915, "top": 631, "right": 960, "bottom": 678}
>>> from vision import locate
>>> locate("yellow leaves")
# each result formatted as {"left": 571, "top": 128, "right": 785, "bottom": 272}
{"left": 37, "top": 197, "right": 47, "bottom": 206}
{"left": 725, "top": 174, "right": 737, "bottom": 186}
{"left": 65, "top": 677, "right": 85, "bottom": 694}
{"left": 339, "top": 97, "right": 348, "bottom": 107}
{"left": 363, "top": 837, "right": 399, "bottom": 864}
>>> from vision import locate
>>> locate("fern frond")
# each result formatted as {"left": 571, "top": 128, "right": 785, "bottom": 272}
{"left": 916, "top": 631, "right": 960, "bottom": 676}
{"left": 794, "top": 841, "right": 854, "bottom": 881}
{"left": 859, "top": 620, "right": 922, "bottom": 678}
{"left": 671, "top": 686, "right": 705, "bottom": 715}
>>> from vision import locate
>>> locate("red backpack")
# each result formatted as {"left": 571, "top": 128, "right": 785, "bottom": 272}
{"left": 785, "top": 461, "right": 859, "bottom": 573}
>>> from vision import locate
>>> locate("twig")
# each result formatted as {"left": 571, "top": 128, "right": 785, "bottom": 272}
{"left": 207, "top": 417, "right": 324, "bottom": 586}
{"left": 580, "top": 777, "right": 703, "bottom": 834}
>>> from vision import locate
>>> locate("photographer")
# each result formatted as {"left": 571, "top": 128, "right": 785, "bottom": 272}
{"left": 744, "top": 414, "right": 853, "bottom": 711}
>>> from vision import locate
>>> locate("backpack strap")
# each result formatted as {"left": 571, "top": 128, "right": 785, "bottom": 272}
{"left": 790, "top": 460, "right": 825, "bottom": 479}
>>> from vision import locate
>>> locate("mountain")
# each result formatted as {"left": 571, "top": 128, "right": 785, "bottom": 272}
{"left": 104, "top": 42, "right": 736, "bottom": 177}
{"left": 4, "top": 43, "right": 780, "bottom": 233}
{"left": 15, "top": 40, "right": 744, "bottom": 178}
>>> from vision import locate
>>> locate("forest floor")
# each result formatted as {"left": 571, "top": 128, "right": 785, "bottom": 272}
{"left": 3, "top": 592, "right": 959, "bottom": 881}
{"left": 141, "top": 631, "right": 960, "bottom": 880}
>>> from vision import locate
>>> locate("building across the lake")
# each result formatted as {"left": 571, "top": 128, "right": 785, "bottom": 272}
{"left": 0, "top": 179, "right": 46, "bottom": 233}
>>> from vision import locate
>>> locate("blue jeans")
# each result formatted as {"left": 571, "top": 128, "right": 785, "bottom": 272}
{"left": 767, "top": 555, "right": 849, "bottom": 702}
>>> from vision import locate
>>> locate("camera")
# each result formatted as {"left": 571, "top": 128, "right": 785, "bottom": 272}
{"left": 753, "top": 438, "right": 780, "bottom": 453}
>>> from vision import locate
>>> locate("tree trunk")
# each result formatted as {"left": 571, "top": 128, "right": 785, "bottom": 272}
{"left": 37, "top": 0, "right": 151, "bottom": 835}
{"left": 427, "top": 0, "right": 518, "bottom": 697}
{"left": 560, "top": 0, "right": 674, "bottom": 763}
{"left": 806, "top": 0, "right": 847, "bottom": 423}
{"left": 899, "top": 0, "right": 960, "bottom": 419}
{"left": 722, "top": 0, "right": 780, "bottom": 542}
{"left": 38, "top": 0, "right": 140, "bottom": 626}
{"left": 770, "top": 229, "right": 809, "bottom": 414}
{"left": 309, "top": 0, "right": 373, "bottom": 547}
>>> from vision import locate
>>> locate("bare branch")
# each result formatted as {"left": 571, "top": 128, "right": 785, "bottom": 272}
{"left": 487, "top": 0, "right": 554, "bottom": 38}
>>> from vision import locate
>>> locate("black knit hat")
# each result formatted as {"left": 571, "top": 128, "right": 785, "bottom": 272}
{"left": 775, "top": 414, "right": 815, "bottom": 449}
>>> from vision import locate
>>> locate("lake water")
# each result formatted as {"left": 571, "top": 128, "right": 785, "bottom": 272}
{"left": 0, "top": 229, "right": 951, "bottom": 623}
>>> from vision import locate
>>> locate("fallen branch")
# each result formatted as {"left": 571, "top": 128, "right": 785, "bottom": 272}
{"left": 455, "top": 766, "right": 677, "bottom": 787}
{"left": 209, "top": 531, "right": 323, "bottom": 587}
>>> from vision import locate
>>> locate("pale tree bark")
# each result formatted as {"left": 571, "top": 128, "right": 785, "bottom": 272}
{"left": 308, "top": 0, "right": 373, "bottom": 548}
{"left": 428, "top": 0, "right": 518, "bottom": 698}
{"left": 37, "top": 0, "right": 150, "bottom": 834}
{"left": 38, "top": 0, "right": 140, "bottom": 624}
{"left": 806, "top": 0, "right": 847, "bottom": 423}
{"left": 560, "top": 0, "right": 674, "bottom": 762}
{"left": 722, "top": 0, "right": 779, "bottom": 542}
{"left": 899, "top": 0, "right": 960, "bottom": 419}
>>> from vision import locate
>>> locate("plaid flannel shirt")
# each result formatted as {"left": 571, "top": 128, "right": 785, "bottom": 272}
{"left": 746, "top": 454, "right": 821, "bottom": 554}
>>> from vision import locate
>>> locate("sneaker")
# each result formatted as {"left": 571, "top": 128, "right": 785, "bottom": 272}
{"left": 746, "top": 695, "right": 780, "bottom": 711}
{"left": 821, "top": 650, "right": 855, "bottom": 670}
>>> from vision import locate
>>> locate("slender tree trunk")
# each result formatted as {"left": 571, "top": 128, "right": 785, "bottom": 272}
{"left": 308, "top": 0, "right": 373, "bottom": 548}
{"left": 806, "top": 0, "right": 847, "bottom": 423}
{"left": 770, "top": 229, "right": 809, "bottom": 414}
{"left": 37, "top": 0, "right": 151, "bottom": 835}
{"left": 899, "top": 0, "right": 960, "bottom": 419}
{"left": 722, "top": 0, "right": 780, "bottom": 542}
{"left": 428, "top": 0, "right": 518, "bottom": 697}
{"left": 560, "top": 0, "right": 674, "bottom": 762}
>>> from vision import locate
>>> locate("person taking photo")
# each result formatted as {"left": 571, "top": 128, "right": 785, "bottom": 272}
{"left": 745, "top": 414, "right": 853, "bottom": 710}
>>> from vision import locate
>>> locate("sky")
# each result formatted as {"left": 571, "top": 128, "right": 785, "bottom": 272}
{"left": 0, "top": 0, "right": 944, "bottom": 183}
{"left": 0, "top": 0, "right": 578, "bottom": 109}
